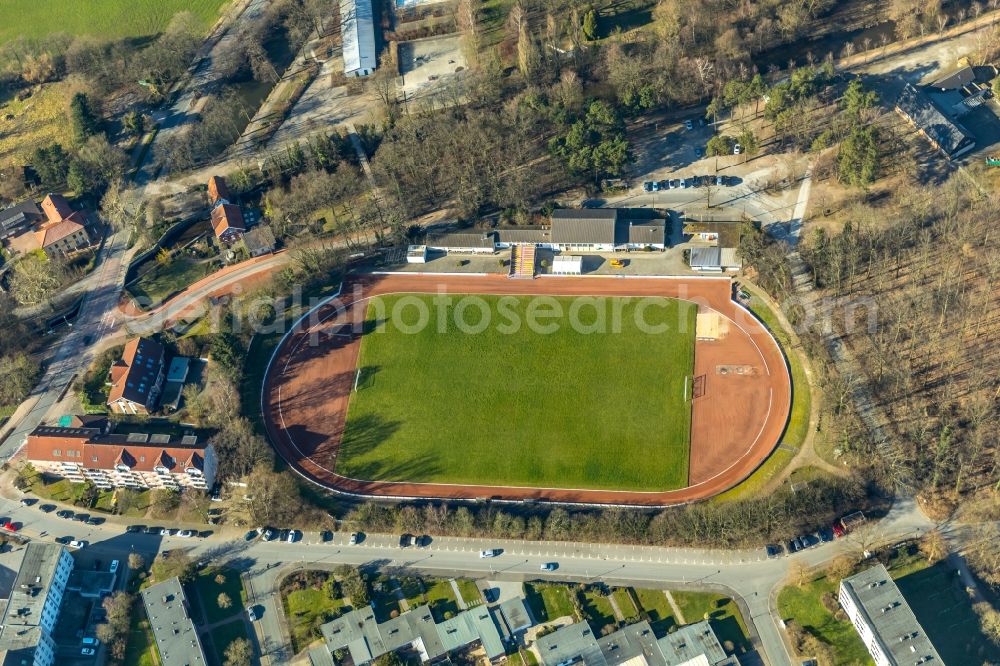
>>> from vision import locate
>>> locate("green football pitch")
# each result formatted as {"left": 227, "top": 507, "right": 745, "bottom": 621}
{"left": 339, "top": 294, "right": 696, "bottom": 491}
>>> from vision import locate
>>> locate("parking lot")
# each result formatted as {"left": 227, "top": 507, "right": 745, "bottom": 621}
{"left": 397, "top": 34, "right": 468, "bottom": 105}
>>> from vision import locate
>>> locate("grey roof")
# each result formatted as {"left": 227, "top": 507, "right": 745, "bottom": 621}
{"left": 321, "top": 603, "right": 506, "bottom": 665}
{"left": 341, "top": 0, "right": 376, "bottom": 75}
{"left": 495, "top": 226, "right": 552, "bottom": 244}
{"left": 0, "top": 543, "right": 70, "bottom": 658}
{"left": 66, "top": 570, "right": 116, "bottom": 598}
{"left": 627, "top": 220, "right": 666, "bottom": 245}
{"left": 166, "top": 357, "right": 190, "bottom": 383}
{"left": 840, "top": 564, "right": 943, "bottom": 666}
{"left": 896, "top": 83, "right": 975, "bottom": 157}
{"left": 689, "top": 246, "right": 722, "bottom": 268}
{"left": 0, "top": 200, "right": 43, "bottom": 233}
{"left": 929, "top": 65, "right": 975, "bottom": 90}
{"left": 308, "top": 645, "right": 337, "bottom": 666}
{"left": 536, "top": 621, "right": 606, "bottom": 666}
{"left": 425, "top": 232, "right": 496, "bottom": 249}
{"left": 242, "top": 225, "right": 276, "bottom": 253}
{"left": 141, "top": 578, "right": 208, "bottom": 666}
{"left": 551, "top": 209, "right": 620, "bottom": 246}
{"left": 656, "top": 620, "right": 732, "bottom": 665}
{"left": 598, "top": 621, "right": 664, "bottom": 666}
{"left": 322, "top": 606, "right": 383, "bottom": 663}
{"left": 498, "top": 597, "right": 532, "bottom": 633}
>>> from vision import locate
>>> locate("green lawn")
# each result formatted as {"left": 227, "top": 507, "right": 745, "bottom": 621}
{"left": 712, "top": 293, "right": 810, "bottom": 501}
{"left": 525, "top": 583, "right": 576, "bottom": 623}
{"left": 580, "top": 590, "right": 617, "bottom": 633}
{"left": 777, "top": 577, "right": 871, "bottom": 665}
{"left": 127, "top": 256, "right": 214, "bottom": 309}
{"left": 123, "top": 604, "right": 158, "bottom": 666}
{"left": 402, "top": 578, "right": 460, "bottom": 621}
{"left": 672, "top": 592, "right": 751, "bottom": 652}
{"left": 896, "top": 563, "right": 1000, "bottom": 664}
{"left": 456, "top": 578, "right": 482, "bottom": 607}
{"left": 284, "top": 586, "right": 345, "bottom": 652}
{"left": 189, "top": 568, "right": 246, "bottom": 625}
{"left": 0, "top": 0, "right": 228, "bottom": 43}
{"left": 634, "top": 588, "right": 677, "bottom": 635}
{"left": 612, "top": 588, "right": 638, "bottom": 619}
{"left": 205, "top": 618, "right": 250, "bottom": 666}
{"left": 341, "top": 295, "right": 696, "bottom": 490}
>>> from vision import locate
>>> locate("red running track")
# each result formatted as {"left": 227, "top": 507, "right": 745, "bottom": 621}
{"left": 261, "top": 273, "right": 791, "bottom": 506}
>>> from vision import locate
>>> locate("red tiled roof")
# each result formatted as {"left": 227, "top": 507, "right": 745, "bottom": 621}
{"left": 34, "top": 214, "right": 86, "bottom": 248}
{"left": 41, "top": 194, "right": 73, "bottom": 223}
{"left": 25, "top": 428, "right": 207, "bottom": 475}
{"left": 211, "top": 204, "right": 245, "bottom": 239}
{"left": 107, "top": 337, "right": 164, "bottom": 407}
{"left": 208, "top": 176, "right": 230, "bottom": 205}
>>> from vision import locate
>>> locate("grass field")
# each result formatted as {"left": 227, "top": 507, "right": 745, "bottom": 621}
{"left": 0, "top": 81, "right": 77, "bottom": 165}
{"left": 671, "top": 592, "right": 750, "bottom": 652}
{"left": 525, "top": 583, "right": 576, "bottom": 623}
{"left": 284, "top": 585, "right": 345, "bottom": 652}
{"left": 341, "top": 294, "right": 696, "bottom": 491}
{"left": 127, "top": 256, "right": 214, "bottom": 308}
{"left": 777, "top": 576, "right": 872, "bottom": 665}
{"left": 0, "top": 0, "right": 228, "bottom": 43}
{"left": 634, "top": 588, "right": 677, "bottom": 635}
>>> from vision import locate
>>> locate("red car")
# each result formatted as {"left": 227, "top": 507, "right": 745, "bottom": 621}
{"left": 3, "top": 522, "right": 18, "bottom": 532}
{"left": 832, "top": 522, "right": 845, "bottom": 538}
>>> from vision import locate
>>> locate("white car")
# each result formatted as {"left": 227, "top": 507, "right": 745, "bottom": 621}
{"left": 684, "top": 119, "right": 694, "bottom": 130}
{"left": 479, "top": 549, "right": 500, "bottom": 558}
{"left": 287, "top": 530, "right": 301, "bottom": 543}
{"left": 176, "top": 530, "right": 194, "bottom": 538}
{"left": 160, "top": 528, "right": 173, "bottom": 536}
{"left": 349, "top": 532, "right": 359, "bottom": 545}
{"left": 69, "top": 540, "right": 86, "bottom": 549}
{"left": 81, "top": 648, "right": 95, "bottom": 656}
{"left": 109, "top": 560, "right": 119, "bottom": 574}
{"left": 733, "top": 143, "right": 742, "bottom": 155}
{"left": 247, "top": 605, "right": 258, "bottom": 621}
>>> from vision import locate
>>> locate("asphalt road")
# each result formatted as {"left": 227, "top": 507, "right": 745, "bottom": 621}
{"left": 0, "top": 231, "right": 129, "bottom": 461}
{"left": 0, "top": 489, "right": 935, "bottom": 666}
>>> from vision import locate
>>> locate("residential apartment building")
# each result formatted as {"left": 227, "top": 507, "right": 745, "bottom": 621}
{"left": 839, "top": 564, "right": 942, "bottom": 666}
{"left": 107, "top": 337, "right": 166, "bottom": 414}
{"left": 141, "top": 578, "right": 208, "bottom": 666}
{"left": 0, "top": 543, "right": 74, "bottom": 666}
{"left": 25, "top": 426, "right": 216, "bottom": 492}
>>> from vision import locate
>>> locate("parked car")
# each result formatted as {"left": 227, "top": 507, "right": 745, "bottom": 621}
{"left": 765, "top": 544, "right": 784, "bottom": 558}
{"left": 669, "top": 179, "right": 680, "bottom": 189}
{"left": 479, "top": 549, "right": 501, "bottom": 558}
{"left": 19, "top": 498, "right": 35, "bottom": 507}
{"left": 160, "top": 528, "right": 173, "bottom": 537}
{"left": 56, "top": 536, "right": 73, "bottom": 545}
{"left": 144, "top": 526, "right": 161, "bottom": 535}
{"left": 57, "top": 510, "right": 74, "bottom": 519}
{"left": 642, "top": 181, "right": 653, "bottom": 192}
{"left": 684, "top": 119, "right": 694, "bottom": 130}
{"left": 126, "top": 525, "right": 144, "bottom": 533}
{"left": 176, "top": 530, "right": 194, "bottom": 538}
{"left": 400, "top": 534, "right": 415, "bottom": 548}
{"left": 680, "top": 179, "right": 689, "bottom": 188}
{"left": 715, "top": 175, "right": 725, "bottom": 186}
{"left": 832, "top": 522, "right": 845, "bottom": 538}
{"left": 733, "top": 143, "right": 742, "bottom": 155}
{"left": 81, "top": 648, "right": 95, "bottom": 657}
{"left": 349, "top": 532, "right": 361, "bottom": 545}
{"left": 540, "top": 562, "right": 558, "bottom": 571}
{"left": 287, "top": 530, "right": 301, "bottom": 543}
{"left": 415, "top": 535, "right": 431, "bottom": 547}
{"left": 659, "top": 179, "right": 670, "bottom": 190}
{"left": 278, "top": 529, "right": 290, "bottom": 542}
{"left": 73, "top": 513, "right": 90, "bottom": 523}
{"left": 247, "top": 605, "right": 259, "bottom": 622}
{"left": 819, "top": 527, "right": 834, "bottom": 543}
{"left": 650, "top": 180, "right": 660, "bottom": 192}
{"left": 245, "top": 530, "right": 258, "bottom": 541}
{"left": 68, "top": 540, "right": 86, "bottom": 549}
{"left": 86, "top": 516, "right": 104, "bottom": 526}
{"left": 39, "top": 504, "right": 55, "bottom": 513}
{"left": 786, "top": 539, "right": 798, "bottom": 553}
{"left": 2, "top": 522, "right": 18, "bottom": 532}
{"left": 81, "top": 637, "right": 100, "bottom": 647}
{"left": 109, "top": 560, "right": 119, "bottom": 574}
{"left": 262, "top": 528, "right": 276, "bottom": 542}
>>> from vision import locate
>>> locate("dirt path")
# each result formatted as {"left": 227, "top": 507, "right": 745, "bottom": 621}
{"left": 262, "top": 273, "right": 791, "bottom": 506}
